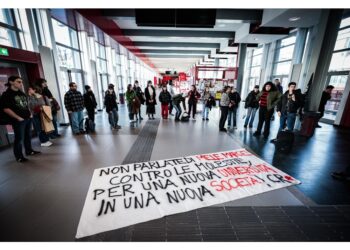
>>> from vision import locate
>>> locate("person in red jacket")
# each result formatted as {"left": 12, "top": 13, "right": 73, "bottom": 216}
{"left": 187, "top": 85, "right": 201, "bottom": 120}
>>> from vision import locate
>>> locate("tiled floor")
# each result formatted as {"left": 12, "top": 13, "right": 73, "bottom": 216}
{"left": 0, "top": 103, "right": 350, "bottom": 241}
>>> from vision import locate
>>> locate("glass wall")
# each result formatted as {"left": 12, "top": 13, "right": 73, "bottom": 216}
{"left": 0, "top": 9, "right": 20, "bottom": 48}
{"left": 271, "top": 34, "right": 296, "bottom": 91}
{"left": 324, "top": 17, "right": 350, "bottom": 121}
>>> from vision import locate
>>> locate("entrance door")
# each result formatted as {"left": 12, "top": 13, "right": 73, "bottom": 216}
{"left": 0, "top": 61, "right": 28, "bottom": 147}
{"left": 323, "top": 72, "right": 349, "bottom": 122}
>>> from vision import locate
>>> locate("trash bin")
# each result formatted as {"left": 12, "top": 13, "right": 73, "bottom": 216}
{"left": 299, "top": 111, "right": 320, "bottom": 137}
{"left": 119, "top": 93, "right": 125, "bottom": 104}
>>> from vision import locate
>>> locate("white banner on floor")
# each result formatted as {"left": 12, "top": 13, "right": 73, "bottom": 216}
{"left": 76, "top": 148, "right": 301, "bottom": 238}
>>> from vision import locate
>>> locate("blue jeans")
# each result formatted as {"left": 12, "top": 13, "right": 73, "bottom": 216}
{"left": 70, "top": 110, "right": 84, "bottom": 134}
{"left": 12, "top": 118, "right": 33, "bottom": 159}
{"left": 244, "top": 107, "right": 258, "bottom": 127}
{"left": 279, "top": 113, "right": 297, "bottom": 131}
{"left": 32, "top": 114, "right": 49, "bottom": 143}
{"left": 174, "top": 103, "right": 182, "bottom": 120}
{"left": 227, "top": 107, "right": 238, "bottom": 127}
{"left": 202, "top": 103, "right": 209, "bottom": 119}
{"left": 52, "top": 113, "right": 59, "bottom": 136}
{"left": 108, "top": 108, "right": 119, "bottom": 128}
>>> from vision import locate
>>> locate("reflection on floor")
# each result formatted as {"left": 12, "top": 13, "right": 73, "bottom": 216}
{"left": 0, "top": 103, "right": 349, "bottom": 241}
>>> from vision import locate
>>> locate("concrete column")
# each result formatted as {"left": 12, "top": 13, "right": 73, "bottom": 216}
{"left": 305, "top": 9, "right": 343, "bottom": 111}
{"left": 236, "top": 43, "right": 247, "bottom": 94}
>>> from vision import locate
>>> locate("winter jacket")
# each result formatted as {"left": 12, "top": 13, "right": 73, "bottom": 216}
{"left": 126, "top": 90, "right": 137, "bottom": 104}
{"left": 318, "top": 91, "right": 332, "bottom": 112}
{"left": 256, "top": 90, "right": 281, "bottom": 111}
{"left": 228, "top": 91, "right": 241, "bottom": 110}
{"left": 64, "top": 90, "right": 84, "bottom": 112}
{"left": 187, "top": 90, "right": 201, "bottom": 104}
{"left": 84, "top": 91, "right": 97, "bottom": 111}
{"left": 277, "top": 90, "right": 302, "bottom": 114}
{"left": 134, "top": 86, "right": 145, "bottom": 105}
{"left": 244, "top": 91, "right": 259, "bottom": 109}
{"left": 145, "top": 86, "right": 157, "bottom": 105}
{"left": 104, "top": 90, "right": 118, "bottom": 113}
{"left": 159, "top": 91, "right": 171, "bottom": 104}
{"left": 220, "top": 92, "right": 230, "bottom": 107}
{"left": 28, "top": 93, "right": 49, "bottom": 114}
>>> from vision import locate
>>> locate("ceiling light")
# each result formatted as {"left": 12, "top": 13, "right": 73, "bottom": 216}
{"left": 289, "top": 17, "right": 301, "bottom": 22}
{"left": 254, "top": 38, "right": 258, "bottom": 41}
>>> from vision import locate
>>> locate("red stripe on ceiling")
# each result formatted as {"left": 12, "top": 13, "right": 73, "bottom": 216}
{"left": 75, "top": 9, "right": 158, "bottom": 72}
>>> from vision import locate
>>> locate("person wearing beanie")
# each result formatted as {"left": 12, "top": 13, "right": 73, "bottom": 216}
{"left": 83, "top": 85, "right": 97, "bottom": 122}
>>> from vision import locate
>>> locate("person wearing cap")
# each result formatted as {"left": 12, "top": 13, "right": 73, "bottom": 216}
{"left": 243, "top": 85, "right": 260, "bottom": 128}
{"left": 84, "top": 85, "right": 97, "bottom": 122}
{"left": 104, "top": 84, "right": 121, "bottom": 130}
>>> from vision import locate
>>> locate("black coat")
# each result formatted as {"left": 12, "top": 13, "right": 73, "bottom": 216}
{"left": 84, "top": 91, "right": 97, "bottom": 111}
{"left": 187, "top": 90, "right": 201, "bottom": 104}
{"left": 145, "top": 86, "right": 157, "bottom": 105}
{"left": 134, "top": 86, "right": 145, "bottom": 105}
{"left": 228, "top": 92, "right": 241, "bottom": 110}
{"left": 277, "top": 90, "right": 302, "bottom": 114}
{"left": 318, "top": 91, "right": 331, "bottom": 112}
{"left": 159, "top": 91, "right": 171, "bottom": 104}
{"left": 104, "top": 90, "right": 118, "bottom": 113}
{"left": 244, "top": 91, "right": 259, "bottom": 109}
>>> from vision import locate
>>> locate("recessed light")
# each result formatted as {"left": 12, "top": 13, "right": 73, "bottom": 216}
{"left": 289, "top": 17, "right": 301, "bottom": 22}
{"left": 254, "top": 38, "right": 258, "bottom": 41}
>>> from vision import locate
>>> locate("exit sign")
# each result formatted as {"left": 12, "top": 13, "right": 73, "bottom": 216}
{"left": 0, "top": 47, "right": 9, "bottom": 56}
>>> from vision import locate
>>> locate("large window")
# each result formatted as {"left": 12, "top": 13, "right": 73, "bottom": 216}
{"left": 324, "top": 17, "right": 350, "bottom": 121}
{"left": 246, "top": 47, "right": 263, "bottom": 92}
{"left": 0, "top": 9, "right": 20, "bottom": 48}
{"left": 272, "top": 34, "right": 296, "bottom": 91}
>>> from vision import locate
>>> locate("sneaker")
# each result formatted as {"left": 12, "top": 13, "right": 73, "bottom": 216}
{"left": 74, "top": 132, "right": 80, "bottom": 135}
{"left": 115, "top": 125, "right": 122, "bottom": 129}
{"left": 227, "top": 126, "right": 231, "bottom": 129}
{"left": 41, "top": 141, "right": 53, "bottom": 147}
{"left": 140, "top": 117, "right": 144, "bottom": 120}
{"left": 206, "top": 118, "right": 209, "bottom": 121}
{"left": 219, "top": 128, "right": 228, "bottom": 132}
{"left": 130, "top": 120, "right": 135, "bottom": 123}
{"left": 331, "top": 172, "right": 350, "bottom": 181}
{"left": 270, "top": 138, "right": 278, "bottom": 143}
{"left": 202, "top": 118, "right": 205, "bottom": 121}
{"left": 192, "top": 117, "right": 196, "bottom": 121}
{"left": 26, "top": 150, "right": 41, "bottom": 156}
{"left": 16, "top": 157, "right": 28, "bottom": 163}
{"left": 244, "top": 125, "right": 247, "bottom": 128}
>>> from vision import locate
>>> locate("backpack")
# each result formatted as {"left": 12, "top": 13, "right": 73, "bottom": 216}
{"left": 181, "top": 112, "right": 190, "bottom": 122}
{"left": 0, "top": 94, "right": 12, "bottom": 125}
{"left": 84, "top": 117, "right": 95, "bottom": 133}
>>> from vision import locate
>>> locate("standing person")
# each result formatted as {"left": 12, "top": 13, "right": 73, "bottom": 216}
{"left": 172, "top": 93, "right": 187, "bottom": 122}
{"left": 144, "top": 80, "right": 157, "bottom": 119}
{"left": 253, "top": 82, "right": 281, "bottom": 138}
{"left": 133, "top": 80, "right": 144, "bottom": 120}
{"left": 104, "top": 84, "right": 121, "bottom": 130}
{"left": 83, "top": 85, "right": 97, "bottom": 122}
{"left": 159, "top": 85, "right": 172, "bottom": 119}
{"left": 270, "top": 82, "right": 302, "bottom": 143}
{"left": 227, "top": 87, "right": 241, "bottom": 129}
{"left": 317, "top": 85, "right": 334, "bottom": 128}
{"left": 64, "top": 82, "right": 85, "bottom": 135}
{"left": 244, "top": 85, "right": 260, "bottom": 128}
{"left": 187, "top": 85, "right": 201, "bottom": 120}
{"left": 35, "top": 78, "right": 61, "bottom": 138}
{"left": 126, "top": 84, "right": 138, "bottom": 123}
{"left": 1, "top": 76, "right": 40, "bottom": 162}
{"left": 202, "top": 86, "right": 212, "bottom": 121}
{"left": 168, "top": 80, "right": 175, "bottom": 116}
{"left": 219, "top": 86, "right": 231, "bottom": 132}
{"left": 274, "top": 78, "right": 283, "bottom": 94}
{"left": 27, "top": 86, "right": 52, "bottom": 147}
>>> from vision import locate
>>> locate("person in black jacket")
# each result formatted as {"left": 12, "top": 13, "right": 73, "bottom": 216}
{"left": 158, "top": 85, "right": 171, "bottom": 119}
{"left": 227, "top": 87, "right": 241, "bottom": 129}
{"left": 84, "top": 85, "right": 97, "bottom": 122}
{"left": 187, "top": 85, "right": 201, "bottom": 120}
{"left": 144, "top": 80, "right": 157, "bottom": 119}
{"left": 104, "top": 84, "right": 121, "bottom": 130}
{"left": 316, "top": 85, "right": 334, "bottom": 128}
{"left": 244, "top": 85, "right": 260, "bottom": 128}
{"left": 172, "top": 93, "right": 187, "bottom": 121}
{"left": 133, "top": 80, "right": 144, "bottom": 120}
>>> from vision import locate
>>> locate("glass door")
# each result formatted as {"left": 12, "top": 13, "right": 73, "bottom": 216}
{"left": 323, "top": 72, "right": 349, "bottom": 122}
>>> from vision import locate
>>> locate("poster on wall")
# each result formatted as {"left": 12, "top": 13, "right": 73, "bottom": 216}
{"left": 76, "top": 148, "right": 301, "bottom": 239}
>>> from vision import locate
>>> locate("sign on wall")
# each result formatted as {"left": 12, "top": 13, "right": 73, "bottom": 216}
{"left": 76, "top": 148, "right": 300, "bottom": 239}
